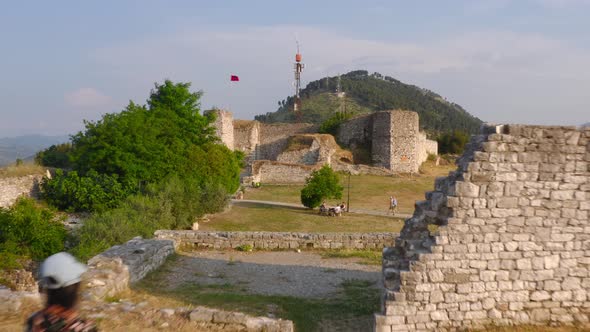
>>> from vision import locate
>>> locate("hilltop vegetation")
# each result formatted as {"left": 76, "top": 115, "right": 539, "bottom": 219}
{"left": 255, "top": 70, "right": 482, "bottom": 134}
{"left": 1, "top": 80, "right": 243, "bottom": 263}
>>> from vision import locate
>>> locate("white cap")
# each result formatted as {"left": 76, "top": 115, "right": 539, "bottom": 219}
{"left": 39, "top": 252, "right": 87, "bottom": 289}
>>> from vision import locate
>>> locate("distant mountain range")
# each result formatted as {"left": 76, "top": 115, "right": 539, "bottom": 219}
{"left": 255, "top": 70, "right": 483, "bottom": 134}
{"left": 581, "top": 122, "right": 590, "bottom": 128}
{"left": 0, "top": 135, "right": 69, "bottom": 166}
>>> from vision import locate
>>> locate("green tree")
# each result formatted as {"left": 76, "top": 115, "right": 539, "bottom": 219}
{"left": 43, "top": 80, "right": 242, "bottom": 211}
{"left": 300, "top": 165, "right": 343, "bottom": 208}
{"left": 35, "top": 143, "right": 73, "bottom": 168}
{"left": 437, "top": 131, "right": 470, "bottom": 154}
{"left": 41, "top": 169, "right": 132, "bottom": 212}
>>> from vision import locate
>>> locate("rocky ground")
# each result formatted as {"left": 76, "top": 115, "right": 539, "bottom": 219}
{"left": 159, "top": 250, "right": 381, "bottom": 298}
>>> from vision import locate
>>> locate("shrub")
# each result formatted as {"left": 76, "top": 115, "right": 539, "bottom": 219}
{"left": 235, "top": 244, "right": 253, "bottom": 252}
{"left": 319, "top": 112, "right": 353, "bottom": 136}
{"left": 300, "top": 165, "right": 343, "bottom": 209}
{"left": 41, "top": 169, "right": 133, "bottom": 212}
{"left": 0, "top": 198, "right": 66, "bottom": 268}
{"left": 70, "top": 176, "right": 228, "bottom": 261}
{"left": 35, "top": 143, "right": 73, "bottom": 168}
{"left": 437, "top": 131, "right": 470, "bottom": 155}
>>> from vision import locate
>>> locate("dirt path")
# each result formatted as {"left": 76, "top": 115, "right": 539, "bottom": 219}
{"left": 160, "top": 250, "right": 381, "bottom": 299}
{"left": 232, "top": 199, "right": 413, "bottom": 219}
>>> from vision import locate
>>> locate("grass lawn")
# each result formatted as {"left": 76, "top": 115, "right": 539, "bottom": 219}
{"left": 243, "top": 160, "right": 456, "bottom": 215}
{"left": 200, "top": 203, "right": 404, "bottom": 233}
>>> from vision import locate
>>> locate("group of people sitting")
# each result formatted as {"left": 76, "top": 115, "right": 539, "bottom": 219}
{"left": 319, "top": 201, "right": 347, "bottom": 217}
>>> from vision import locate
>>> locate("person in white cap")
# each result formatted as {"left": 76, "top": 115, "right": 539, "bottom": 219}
{"left": 25, "top": 252, "right": 97, "bottom": 332}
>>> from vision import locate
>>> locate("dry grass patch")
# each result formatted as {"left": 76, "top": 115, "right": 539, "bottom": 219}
{"left": 0, "top": 162, "right": 45, "bottom": 179}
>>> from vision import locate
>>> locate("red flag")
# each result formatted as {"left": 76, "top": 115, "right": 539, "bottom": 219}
{"left": 230, "top": 75, "right": 239, "bottom": 82}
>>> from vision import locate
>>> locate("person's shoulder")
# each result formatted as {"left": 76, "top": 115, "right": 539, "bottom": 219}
{"left": 24, "top": 310, "right": 43, "bottom": 332}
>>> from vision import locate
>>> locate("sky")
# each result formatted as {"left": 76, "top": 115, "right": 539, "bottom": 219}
{"left": 0, "top": 0, "right": 589, "bottom": 137}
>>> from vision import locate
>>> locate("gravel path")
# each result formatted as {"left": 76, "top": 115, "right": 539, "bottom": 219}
{"left": 161, "top": 251, "right": 381, "bottom": 299}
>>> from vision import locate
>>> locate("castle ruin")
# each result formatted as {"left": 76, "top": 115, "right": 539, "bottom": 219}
{"left": 210, "top": 109, "right": 437, "bottom": 183}
{"left": 376, "top": 124, "right": 590, "bottom": 331}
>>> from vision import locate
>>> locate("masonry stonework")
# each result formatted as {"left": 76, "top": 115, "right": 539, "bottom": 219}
{"left": 155, "top": 230, "right": 398, "bottom": 251}
{"left": 0, "top": 174, "right": 43, "bottom": 208}
{"left": 208, "top": 109, "right": 234, "bottom": 150}
{"left": 376, "top": 124, "right": 590, "bottom": 331}
{"left": 338, "top": 110, "right": 437, "bottom": 174}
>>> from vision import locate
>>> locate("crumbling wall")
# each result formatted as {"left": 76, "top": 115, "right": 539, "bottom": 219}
{"left": 233, "top": 120, "right": 260, "bottom": 157}
{"left": 155, "top": 230, "right": 398, "bottom": 251}
{"left": 0, "top": 174, "right": 43, "bottom": 208}
{"left": 82, "top": 237, "right": 175, "bottom": 300}
{"left": 416, "top": 132, "right": 439, "bottom": 165}
{"left": 376, "top": 125, "right": 590, "bottom": 331}
{"left": 249, "top": 160, "right": 316, "bottom": 184}
{"left": 389, "top": 111, "right": 421, "bottom": 173}
{"left": 207, "top": 109, "right": 234, "bottom": 150}
{"left": 338, "top": 113, "right": 373, "bottom": 148}
{"left": 258, "top": 123, "right": 317, "bottom": 160}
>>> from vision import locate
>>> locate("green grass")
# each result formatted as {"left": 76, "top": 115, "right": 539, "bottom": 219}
{"left": 244, "top": 161, "right": 456, "bottom": 215}
{"left": 136, "top": 262, "right": 380, "bottom": 332}
{"left": 200, "top": 204, "right": 404, "bottom": 233}
{"left": 320, "top": 249, "right": 382, "bottom": 265}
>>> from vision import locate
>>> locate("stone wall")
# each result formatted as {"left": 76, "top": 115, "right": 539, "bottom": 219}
{"left": 389, "top": 111, "right": 421, "bottom": 173}
{"left": 154, "top": 230, "right": 398, "bottom": 251}
{"left": 82, "top": 237, "right": 175, "bottom": 301}
{"left": 0, "top": 174, "right": 43, "bottom": 208}
{"left": 337, "top": 110, "right": 435, "bottom": 173}
{"left": 376, "top": 124, "right": 590, "bottom": 331}
{"left": 233, "top": 120, "right": 260, "bottom": 157}
{"left": 338, "top": 113, "right": 373, "bottom": 148}
{"left": 207, "top": 109, "right": 234, "bottom": 150}
{"left": 416, "top": 132, "right": 439, "bottom": 165}
{"left": 248, "top": 160, "right": 317, "bottom": 184}
{"left": 258, "top": 123, "right": 317, "bottom": 160}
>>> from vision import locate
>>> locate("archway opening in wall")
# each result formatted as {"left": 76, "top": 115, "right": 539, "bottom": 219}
{"left": 340, "top": 157, "right": 352, "bottom": 164}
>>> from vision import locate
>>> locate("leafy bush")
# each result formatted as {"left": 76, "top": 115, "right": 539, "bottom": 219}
{"left": 437, "top": 131, "right": 470, "bottom": 154}
{"left": 41, "top": 169, "right": 133, "bottom": 212}
{"left": 0, "top": 198, "right": 66, "bottom": 269}
{"left": 300, "top": 165, "right": 343, "bottom": 209}
{"left": 70, "top": 176, "right": 228, "bottom": 261}
{"left": 235, "top": 244, "right": 253, "bottom": 252}
{"left": 35, "top": 143, "right": 73, "bottom": 168}
{"left": 319, "top": 112, "right": 353, "bottom": 136}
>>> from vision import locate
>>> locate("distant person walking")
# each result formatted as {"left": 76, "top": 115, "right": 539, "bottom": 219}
{"left": 389, "top": 196, "right": 398, "bottom": 215}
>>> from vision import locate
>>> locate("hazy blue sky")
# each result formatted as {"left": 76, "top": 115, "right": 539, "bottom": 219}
{"left": 1, "top": 0, "right": 589, "bottom": 137}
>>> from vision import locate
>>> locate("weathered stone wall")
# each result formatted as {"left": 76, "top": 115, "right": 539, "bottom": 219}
{"left": 155, "top": 230, "right": 398, "bottom": 251}
{"left": 372, "top": 111, "right": 394, "bottom": 169}
{"left": 233, "top": 120, "right": 260, "bottom": 157}
{"left": 248, "top": 160, "right": 316, "bottom": 184}
{"left": 82, "top": 237, "right": 175, "bottom": 300}
{"left": 258, "top": 123, "right": 317, "bottom": 160}
{"left": 416, "top": 132, "right": 439, "bottom": 165}
{"left": 376, "top": 124, "right": 590, "bottom": 331}
{"left": 207, "top": 109, "right": 234, "bottom": 150}
{"left": 337, "top": 110, "right": 436, "bottom": 173}
{"left": 337, "top": 113, "right": 373, "bottom": 148}
{"left": 0, "top": 174, "right": 43, "bottom": 208}
{"left": 389, "top": 111, "right": 421, "bottom": 173}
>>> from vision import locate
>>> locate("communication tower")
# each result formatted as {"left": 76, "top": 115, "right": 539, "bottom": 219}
{"left": 293, "top": 41, "right": 304, "bottom": 114}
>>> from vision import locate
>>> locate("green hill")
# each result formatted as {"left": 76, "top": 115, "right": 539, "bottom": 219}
{"left": 255, "top": 70, "right": 483, "bottom": 134}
